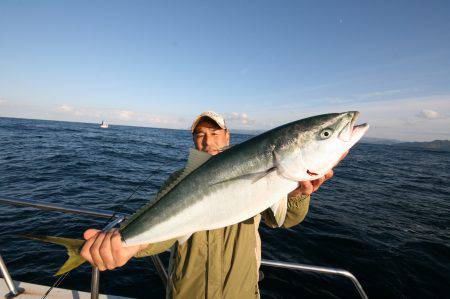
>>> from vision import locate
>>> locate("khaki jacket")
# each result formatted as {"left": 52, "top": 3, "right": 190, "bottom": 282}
{"left": 135, "top": 171, "right": 311, "bottom": 299}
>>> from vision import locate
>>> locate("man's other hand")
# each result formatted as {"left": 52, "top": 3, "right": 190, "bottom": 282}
{"left": 80, "top": 228, "right": 146, "bottom": 271}
{"left": 289, "top": 150, "right": 348, "bottom": 197}
{"left": 289, "top": 170, "right": 334, "bottom": 196}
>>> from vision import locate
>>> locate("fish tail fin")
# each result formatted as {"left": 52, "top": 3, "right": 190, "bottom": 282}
{"left": 23, "top": 234, "right": 86, "bottom": 276}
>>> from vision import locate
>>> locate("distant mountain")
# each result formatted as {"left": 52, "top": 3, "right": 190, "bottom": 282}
{"left": 392, "top": 140, "right": 450, "bottom": 151}
{"left": 361, "top": 137, "right": 400, "bottom": 145}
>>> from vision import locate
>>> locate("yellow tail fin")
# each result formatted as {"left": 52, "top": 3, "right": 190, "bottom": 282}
{"left": 23, "top": 234, "right": 86, "bottom": 276}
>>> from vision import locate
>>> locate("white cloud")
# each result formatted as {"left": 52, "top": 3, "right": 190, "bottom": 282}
{"left": 416, "top": 109, "right": 446, "bottom": 120}
{"left": 2, "top": 94, "right": 448, "bottom": 142}
{"left": 48, "top": 103, "right": 186, "bottom": 129}
{"left": 243, "top": 94, "right": 450, "bottom": 141}
{"left": 117, "top": 110, "right": 134, "bottom": 119}
{"left": 356, "top": 88, "right": 414, "bottom": 100}
{"left": 325, "top": 95, "right": 450, "bottom": 141}
{"left": 225, "top": 112, "right": 254, "bottom": 127}
{"left": 57, "top": 104, "right": 74, "bottom": 112}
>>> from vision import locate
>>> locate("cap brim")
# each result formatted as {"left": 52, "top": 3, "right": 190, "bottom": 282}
{"left": 191, "top": 116, "right": 226, "bottom": 133}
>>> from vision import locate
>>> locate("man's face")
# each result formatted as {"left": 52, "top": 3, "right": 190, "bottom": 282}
{"left": 193, "top": 118, "right": 230, "bottom": 155}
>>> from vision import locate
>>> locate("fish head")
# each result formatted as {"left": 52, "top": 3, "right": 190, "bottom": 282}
{"left": 274, "top": 111, "right": 369, "bottom": 181}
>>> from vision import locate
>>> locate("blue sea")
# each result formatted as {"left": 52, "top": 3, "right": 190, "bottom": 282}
{"left": 0, "top": 117, "right": 449, "bottom": 299}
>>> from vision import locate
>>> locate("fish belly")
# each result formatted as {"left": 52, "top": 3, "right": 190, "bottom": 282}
{"left": 123, "top": 171, "right": 298, "bottom": 246}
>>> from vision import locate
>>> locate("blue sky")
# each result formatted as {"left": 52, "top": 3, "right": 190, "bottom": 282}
{"left": 1, "top": 1, "right": 449, "bottom": 141}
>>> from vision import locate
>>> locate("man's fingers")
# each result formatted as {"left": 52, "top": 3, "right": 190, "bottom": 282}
{"left": 297, "top": 162, "right": 338, "bottom": 196}
{"left": 111, "top": 230, "right": 128, "bottom": 267}
{"left": 324, "top": 169, "right": 334, "bottom": 181}
{"left": 300, "top": 181, "right": 314, "bottom": 195}
{"left": 111, "top": 231, "right": 142, "bottom": 267}
{"left": 90, "top": 232, "right": 107, "bottom": 271}
{"left": 81, "top": 229, "right": 133, "bottom": 271}
{"left": 84, "top": 229, "right": 100, "bottom": 240}
{"left": 311, "top": 175, "right": 327, "bottom": 192}
{"left": 80, "top": 235, "right": 97, "bottom": 265}
{"left": 340, "top": 150, "right": 349, "bottom": 161}
{"left": 100, "top": 231, "right": 116, "bottom": 270}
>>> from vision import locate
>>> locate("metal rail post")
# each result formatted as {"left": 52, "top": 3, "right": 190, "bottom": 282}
{"left": 90, "top": 266, "right": 100, "bottom": 299}
{"left": 150, "top": 255, "right": 168, "bottom": 287}
{"left": 0, "top": 253, "right": 24, "bottom": 299}
{"left": 90, "top": 214, "right": 125, "bottom": 299}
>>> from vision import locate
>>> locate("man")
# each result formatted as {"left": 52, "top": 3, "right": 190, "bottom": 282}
{"left": 81, "top": 111, "right": 338, "bottom": 298}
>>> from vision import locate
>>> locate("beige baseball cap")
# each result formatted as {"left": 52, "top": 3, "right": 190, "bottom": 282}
{"left": 191, "top": 111, "right": 228, "bottom": 133}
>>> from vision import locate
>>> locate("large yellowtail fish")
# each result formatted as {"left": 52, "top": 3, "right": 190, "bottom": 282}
{"left": 26, "top": 111, "right": 369, "bottom": 275}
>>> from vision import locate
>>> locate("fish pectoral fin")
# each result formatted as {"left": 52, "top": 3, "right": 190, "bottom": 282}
{"left": 270, "top": 195, "right": 288, "bottom": 227}
{"left": 250, "top": 167, "right": 277, "bottom": 183}
{"left": 212, "top": 167, "right": 276, "bottom": 186}
{"left": 177, "top": 233, "right": 193, "bottom": 245}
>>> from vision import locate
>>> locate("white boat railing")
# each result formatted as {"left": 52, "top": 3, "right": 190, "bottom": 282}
{"left": 0, "top": 196, "right": 368, "bottom": 299}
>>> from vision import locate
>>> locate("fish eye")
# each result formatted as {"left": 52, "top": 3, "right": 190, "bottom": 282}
{"left": 320, "top": 129, "right": 333, "bottom": 139}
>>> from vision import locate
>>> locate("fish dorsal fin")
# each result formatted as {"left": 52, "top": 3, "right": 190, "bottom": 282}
{"left": 121, "top": 149, "right": 211, "bottom": 229}
{"left": 185, "top": 148, "right": 212, "bottom": 174}
{"left": 156, "top": 149, "right": 212, "bottom": 200}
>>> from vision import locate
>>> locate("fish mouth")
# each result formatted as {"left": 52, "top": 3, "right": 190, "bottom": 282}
{"left": 339, "top": 111, "right": 369, "bottom": 142}
{"left": 304, "top": 112, "right": 369, "bottom": 179}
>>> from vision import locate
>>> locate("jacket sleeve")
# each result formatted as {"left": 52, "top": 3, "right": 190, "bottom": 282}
{"left": 262, "top": 194, "right": 311, "bottom": 229}
{"left": 134, "top": 238, "right": 177, "bottom": 257}
{"left": 133, "top": 169, "right": 183, "bottom": 258}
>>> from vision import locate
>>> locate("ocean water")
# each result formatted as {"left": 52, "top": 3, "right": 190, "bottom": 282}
{"left": 0, "top": 117, "right": 449, "bottom": 299}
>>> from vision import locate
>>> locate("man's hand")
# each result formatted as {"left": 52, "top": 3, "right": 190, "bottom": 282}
{"left": 80, "top": 228, "right": 146, "bottom": 271}
{"left": 289, "top": 150, "right": 348, "bottom": 197}
{"left": 289, "top": 170, "right": 334, "bottom": 196}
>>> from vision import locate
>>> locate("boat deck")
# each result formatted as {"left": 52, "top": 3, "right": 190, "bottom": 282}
{"left": 0, "top": 280, "right": 133, "bottom": 299}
